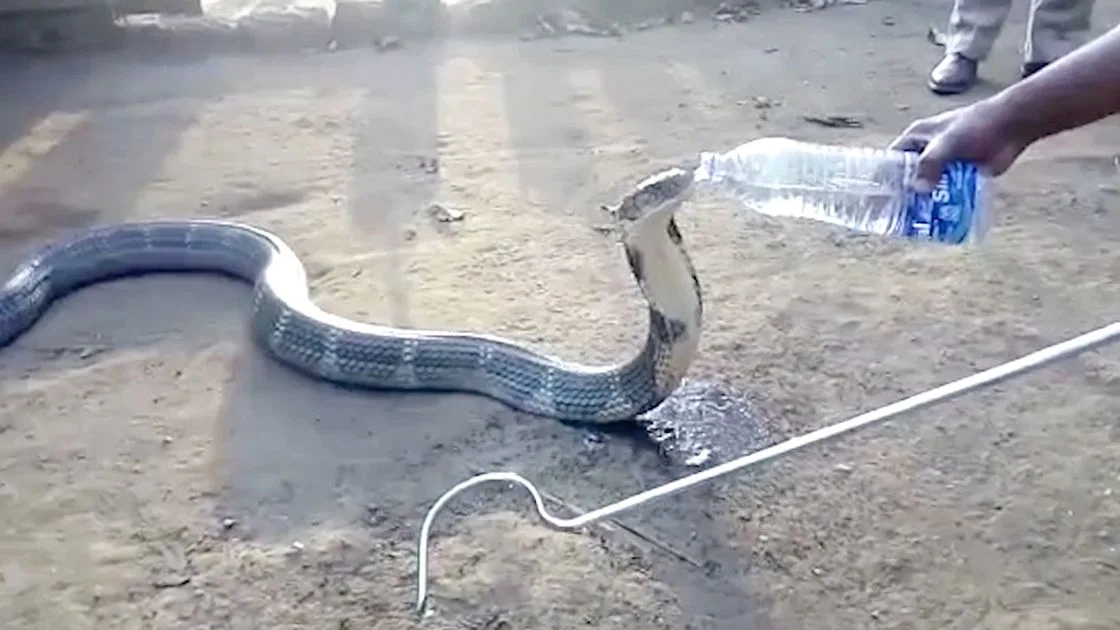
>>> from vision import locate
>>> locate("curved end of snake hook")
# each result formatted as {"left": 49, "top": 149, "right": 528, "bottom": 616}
{"left": 414, "top": 471, "right": 560, "bottom": 617}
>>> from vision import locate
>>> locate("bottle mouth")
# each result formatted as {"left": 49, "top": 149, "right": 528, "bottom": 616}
{"left": 693, "top": 152, "right": 717, "bottom": 183}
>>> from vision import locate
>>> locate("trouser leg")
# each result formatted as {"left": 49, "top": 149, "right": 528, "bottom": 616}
{"left": 946, "top": 0, "right": 1014, "bottom": 61}
{"left": 1024, "top": 0, "right": 1095, "bottom": 63}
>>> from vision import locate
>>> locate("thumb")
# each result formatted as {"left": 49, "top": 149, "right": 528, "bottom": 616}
{"left": 913, "top": 136, "right": 949, "bottom": 192}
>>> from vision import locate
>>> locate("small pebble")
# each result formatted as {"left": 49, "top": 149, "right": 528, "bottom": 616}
{"left": 375, "top": 36, "right": 401, "bottom": 51}
{"left": 684, "top": 449, "right": 712, "bottom": 467}
{"left": 221, "top": 517, "right": 237, "bottom": 530}
{"left": 427, "top": 203, "right": 465, "bottom": 223}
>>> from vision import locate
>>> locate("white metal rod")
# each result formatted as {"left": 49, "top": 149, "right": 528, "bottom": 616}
{"left": 414, "top": 321, "right": 1120, "bottom": 614}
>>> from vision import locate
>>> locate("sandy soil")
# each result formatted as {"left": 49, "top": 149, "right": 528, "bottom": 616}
{"left": 2, "top": 1, "right": 1119, "bottom": 628}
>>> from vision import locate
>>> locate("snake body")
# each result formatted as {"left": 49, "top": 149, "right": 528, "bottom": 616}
{"left": 0, "top": 168, "right": 701, "bottom": 424}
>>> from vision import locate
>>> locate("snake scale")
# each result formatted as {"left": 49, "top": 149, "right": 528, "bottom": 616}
{"left": 0, "top": 168, "right": 701, "bottom": 424}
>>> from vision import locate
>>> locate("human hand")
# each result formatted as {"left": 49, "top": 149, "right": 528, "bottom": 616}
{"left": 889, "top": 100, "right": 1032, "bottom": 191}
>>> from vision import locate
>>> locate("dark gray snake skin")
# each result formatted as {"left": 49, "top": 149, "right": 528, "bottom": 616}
{"left": 0, "top": 168, "right": 702, "bottom": 425}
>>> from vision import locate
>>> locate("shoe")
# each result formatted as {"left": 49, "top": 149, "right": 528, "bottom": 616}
{"left": 928, "top": 53, "right": 979, "bottom": 95}
{"left": 1021, "top": 61, "right": 1048, "bottom": 78}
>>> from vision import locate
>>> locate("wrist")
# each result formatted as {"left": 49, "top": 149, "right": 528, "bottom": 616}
{"left": 982, "top": 88, "right": 1043, "bottom": 149}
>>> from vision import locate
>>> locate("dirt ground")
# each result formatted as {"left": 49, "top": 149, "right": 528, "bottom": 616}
{"left": 1, "top": 0, "right": 1119, "bottom": 628}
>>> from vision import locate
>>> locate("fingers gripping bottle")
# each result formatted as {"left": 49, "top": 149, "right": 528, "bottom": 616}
{"left": 692, "top": 138, "right": 991, "bottom": 245}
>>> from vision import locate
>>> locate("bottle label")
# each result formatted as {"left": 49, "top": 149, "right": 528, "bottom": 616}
{"left": 903, "top": 161, "right": 982, "bottom": 244}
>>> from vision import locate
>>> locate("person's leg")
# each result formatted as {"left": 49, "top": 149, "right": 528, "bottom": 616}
{"left": 929, "top": 0, "right": 1014, "bottom": 95}
{"left": 1022, "top": 0, "right": 1095, "bottom": 77}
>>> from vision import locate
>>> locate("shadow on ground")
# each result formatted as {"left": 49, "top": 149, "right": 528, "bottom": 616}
{"left": 214, "top": 338, "right": 766, "bottom": 627}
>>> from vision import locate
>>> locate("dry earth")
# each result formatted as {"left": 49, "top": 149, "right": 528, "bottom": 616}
{"left": 1, "top": 0, "right": 1118, "bottom": 629}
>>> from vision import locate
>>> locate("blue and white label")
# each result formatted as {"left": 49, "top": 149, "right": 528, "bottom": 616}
{"left": 903, "top": 161, "right": 984, "bottom": 245}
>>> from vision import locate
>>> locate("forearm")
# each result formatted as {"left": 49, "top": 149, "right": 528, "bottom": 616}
{"left": 988, "top": 23, "right": 1120, "bottom": 145}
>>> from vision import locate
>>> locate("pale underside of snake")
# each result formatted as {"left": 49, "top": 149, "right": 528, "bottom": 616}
{"left": 0, "top": 168, "right": 703, "bottom": 425}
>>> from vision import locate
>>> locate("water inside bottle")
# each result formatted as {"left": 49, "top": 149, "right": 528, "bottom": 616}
{"left": 696, "top": 139, "right": 918, "bottom": 237}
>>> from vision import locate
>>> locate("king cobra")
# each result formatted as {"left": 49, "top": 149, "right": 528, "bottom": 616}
{"left": 0, "top": 168, "right": 701, "bottom": 424}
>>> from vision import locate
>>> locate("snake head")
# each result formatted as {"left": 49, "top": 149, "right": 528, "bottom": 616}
{"left": 608, "top": 167, "right": 694, "bottom": 226}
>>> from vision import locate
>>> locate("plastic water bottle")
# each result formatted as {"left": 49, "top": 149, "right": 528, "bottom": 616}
{"left": 692, "top": 137, "right": 990, "bottom": 245}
